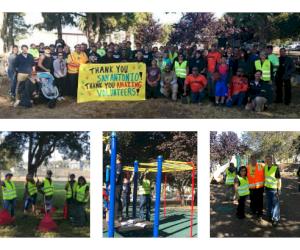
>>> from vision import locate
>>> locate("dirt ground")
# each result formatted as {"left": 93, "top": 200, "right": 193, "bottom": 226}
{"left": 1, "top": 76, "right": 300, "bottom": 119}
{"left": 210, "top": 172, "right": 300, "bottom": 237}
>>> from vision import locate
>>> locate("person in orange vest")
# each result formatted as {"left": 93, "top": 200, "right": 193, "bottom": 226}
{"left": 66, "top": 44, "right": 88, "bottom": 99}
{"left": 246, "top": 154, "right": 265, "bottom": 220}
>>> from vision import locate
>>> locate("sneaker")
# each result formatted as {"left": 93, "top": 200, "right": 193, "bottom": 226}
{"left": 13, "top": 100, "right": 20, "bottom": 108}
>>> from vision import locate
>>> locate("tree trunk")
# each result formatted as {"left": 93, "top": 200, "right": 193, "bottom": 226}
{"left": 179, "top": 187, "right": 185, "bottom": 206}
{"left": 95, "top": 15, "right": 101, "bottom": 43}
{"left": 57, "top": 13, "right": 63, "bottom": 39}
{"left": 86, "top": 13, "right": 95, "bottom": 45}
{"left": 8, "top": 13, "right": 14, "bottom": 49}
{"left": 0, "top": 12, "right": 8, "bottom": 53}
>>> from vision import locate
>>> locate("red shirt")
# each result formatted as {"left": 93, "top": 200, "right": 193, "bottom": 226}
{"left": 228, "top": 76, "right": 248, "bottom": 97}
{"left": 185, "top": 74, "right": 207, "bottom": 93}
{"left": 207, "top": 51, "right": 221, "bottom": 73}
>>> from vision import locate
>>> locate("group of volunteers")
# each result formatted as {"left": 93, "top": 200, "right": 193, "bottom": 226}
{"left": 0, "top": 170, "right": 89, "bottom": 227}
{"left": 6, "top": 38, "right": 296, "bottom": 111}
{"left": 224, "top": 155, "right": 281, "bottom": 226}
{"left": 103, "top": 154, "right": 153, "bottom": 225}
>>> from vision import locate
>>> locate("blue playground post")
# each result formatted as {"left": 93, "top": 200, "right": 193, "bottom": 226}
{"left": 153, "top": 155, "right": 163, "bottom": 237}
{"left": 108, "top": 132, "right": 117, "bottom": 238}
{"left": 105, "top": 165, "right": 110, "bottom": 189}
{"left": 132, "top": 160, "right": 139, "bottom": 218}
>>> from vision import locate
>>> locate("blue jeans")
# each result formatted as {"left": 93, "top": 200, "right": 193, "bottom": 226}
{"left": 266, "top": 189, "right": 280, "bottom": 222}
{"left": 139, "top": 194, "right": 151, "bottom": 221}
{"left": 191, "top": 90, "right": 205, "bottom": 103}
{"left": 3, "top": 199, "right": 16, "bottom": 217}
{"left": 226, "top": 92, "right": 246, "bottom": 107}
{"left": 7, "top": 69, "right": 17, "bottom": 97}
{"left": 24, "top": 194, "right": 37, "bottom": 211}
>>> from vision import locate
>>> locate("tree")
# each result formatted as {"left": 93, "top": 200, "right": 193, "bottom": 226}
{"left": 241, "top": 131, "right": 299, "bottom": 162}
{"left": 103, "top": 131, "right": 197, "bottom": 205}
{"left": 169, "top": 13, "right": 222, "bottom": 46}
{"left": 0, "top": 13, "right": 29, "bottom": 52}
{"left": 133, "top": 13, "right": 163, "bottom": 45}
{"left": 78, "top": 13, "right": 136, "bottom": 45}
{"left": 35, "top": 13, "right": 77, "bottom": 40}
{"left": 0, "top": 132, "right": 90, "bottom": 175}
{"left": 210, "top": 131, "right": 246, "bottom": 166}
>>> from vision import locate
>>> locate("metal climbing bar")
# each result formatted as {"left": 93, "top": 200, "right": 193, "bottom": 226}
{"left": 153, "top": 155, "right": 163, "bottom": 237}
{"left": 132, "top": 160, "right": 139, "bottom": 218}
{"left": 108, "top": 132, "right": 117, "bottom": 238}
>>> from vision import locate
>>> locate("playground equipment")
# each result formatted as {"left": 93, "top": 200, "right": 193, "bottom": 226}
{"left": 106, "top": 132, "right": 196, "bottom": 238}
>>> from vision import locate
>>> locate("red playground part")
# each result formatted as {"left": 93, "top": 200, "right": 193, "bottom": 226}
{"left": 63, "top": 203, "right": 68, "bottom": 219}
{"left": 38, "top": 214, "right": 58, "bottom": 232}
{"left": 0, "top": 209, "right": 15, "bottom": 225}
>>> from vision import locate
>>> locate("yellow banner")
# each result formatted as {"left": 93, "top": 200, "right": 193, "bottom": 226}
{"left": 77, "top": 62, "right": 146, "bottom": 103}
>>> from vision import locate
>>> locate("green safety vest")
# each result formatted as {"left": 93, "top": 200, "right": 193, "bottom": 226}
{"left": 169, "top": 52, "right": 178, "bottom": 63}
{"left": 255, "top": 59, "right": 271, "bottom": 82}
{"left": 2, "top": 180, "right": 17, "bottom": 200}
{"left": 28, "top": 48, "right": 39, "bottom": 59}
{"left": 268, "top": 54, "right": 279, "bottom": 74}
{"left": 97, "top": 48, "right": 106, "bottom": 57}
{"left": 225, "top": 168, "right": 236, "bottom": 185}
{"left": 264, "top": 165, "right": 278, "bottom": 189}
{"left": 43, "top": 178, "right": 54, "bottom": 197}
{"left": 66, "top": 181, "right": 78, "bottom": 199}
{"left": 138, "top": 179, "right": 151, "bottom": 195}
{"left": 27, "top": 181, "right": 38, "bottom": 196}
{"left": 174, "top": 61, "right": 187, "bottom": 79}
{"left": 76, "top": 184, "right": 89, "bottom": 203}
{"left": 237, "top": 176, "right": 250, "bottom": 196}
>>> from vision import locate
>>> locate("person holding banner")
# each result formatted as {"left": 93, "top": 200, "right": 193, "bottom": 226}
{"left": 67, "top": 44, "right": 88, "bottom": 98}
{"left": 147, "top": 59, "right": 161, "bottom": 99}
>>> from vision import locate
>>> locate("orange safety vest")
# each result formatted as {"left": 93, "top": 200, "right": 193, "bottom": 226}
{"left": 67, "top": 52, "right": 88, "bottom": 74}
{"left": 247, "top": 163, "right": 265, "bottom": 189}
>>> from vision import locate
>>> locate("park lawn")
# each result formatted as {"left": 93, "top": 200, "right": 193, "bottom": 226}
{"left": 0, "top": 181, "right": 90, "bottom": 237}
{"left": 1, "top": 77, "right": 300, "bottom": 118}
{"left": 103, "top": 206, "right": 197, "bottom": 238}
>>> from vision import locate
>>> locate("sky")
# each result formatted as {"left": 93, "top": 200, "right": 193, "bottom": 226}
{"left": 24, "top": 12, "right": 224, "bottom": 27}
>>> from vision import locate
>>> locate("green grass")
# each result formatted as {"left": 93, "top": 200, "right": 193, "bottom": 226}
{"left": 0, "top": 181, "right": 90, "bottom": 237}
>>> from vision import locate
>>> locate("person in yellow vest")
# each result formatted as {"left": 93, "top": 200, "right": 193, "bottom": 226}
{"left": 174, "top": 54, "right": 189, "bottom": 98}
{"left": 65, "top": 173, "right": 77, "bottom": 220}
{"left": 74, "top": 176, "right": 89, "bottom": 227}
{"left": 247, "top": 155, "right": 265, "bottom": 220}
{"left": 264, "top": 155, "right": 281, "bottom": 227}
{"left": 67, "top": 44, "right": 88, "bottom": 98}
{"left": 23, "top": 174, "right": 38, "bottom": 215}
{"left": 39, "top": 170, "right": 54, "bottom": 213}
{"left": 254, "top": 51, "right": 274, "bottom": 103}
{"left": 224, "top": 163, "right": 237, "bottom": 201}
{"left": 1, "top": 173, "right": 17, "bottom": 217}
{"left": 234, "top": 166, "right": 250, "bottom": 219}
{"left": 138, "top": 170, "right": 151, "bottom": 221}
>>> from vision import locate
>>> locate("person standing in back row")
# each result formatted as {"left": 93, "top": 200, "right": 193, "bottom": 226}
{"left": 224, "top": 163, "right": 237, "bottom": 201}
{"left": 65, "top": 174, "right": 77, "bottom": 220}
{"left": 275, "top": 48, "right": 295, "bottom": 105}
{"left": 39, "top": 170, "right": 54, "bottom": 213}
{"left": 247, "top": 155, "right": 265, "bottom": 220}
{"left": 264, "top": 155, "right": 281, "bottom": 227}
{"left": 138, "top": 170, "right": 151, "bottom": 221}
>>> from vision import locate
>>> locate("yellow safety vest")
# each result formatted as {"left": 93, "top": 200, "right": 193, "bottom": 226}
{"left": 66, "top": 181, "right": 78, "bottom": 199}
{"left": 43, "top": 178, "right": 54, "bottom": 197}
{"left": 27, "top": 181, "right": 38, "bottom": 196}
{"left": 174, "top": 61, "right": 187, "bottom": 79}
{"left": 255, "top": 59, "right": 271, "bottom": 82}
{"left": 2, "top": 180, "right": 17, "bottom": 200}
{"left": 138, "top": 179, "right": 151, "bottom": 195}
{"left": 264, "top": 165, "right": 278, "bottom": 189}
{"left": 76, "top": 184, "right": 89, "bottom": 203}
{"left": 237, "top": 176, "right": 250, "bottom": 196}
{"left": 225, "top": 168, "right": 236, "bottom": 185}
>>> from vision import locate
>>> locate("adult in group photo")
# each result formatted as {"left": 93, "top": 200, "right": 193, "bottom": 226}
{"left": 6, "top": 37, "right": 296, "bottom": 112}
